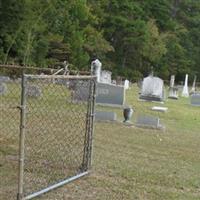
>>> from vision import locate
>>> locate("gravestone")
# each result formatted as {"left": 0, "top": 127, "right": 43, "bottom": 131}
{"left": 190, "top": 76, "right": 197, "bottom": 94}
{"left": 168, "top": 87, "right": 178, "bottom": 99}
{"left": 116, "top": 76, "right": 123, "bottom": 85}
{"left": 168, "top": 76, "right": 178, "bottom": 99}
{"left": 124, "top": 79, "right": 129, "bottom": 90}
{"left": 190, "top": 93, "right": 200, "bottom": 106}
{"left": 139, "top": 75, "right": 164, "bottom": 102}
{"left": 26, "top": 85, "right": 42, "bottom": 97}
{"left": 0, "top": 76, "right": 10, "bottom": 83}
{"left": 100, "top": 70, "right": 112, "bottom": 84}
{"left": 112, "top": 80, "right": 117, "bottom": 85}
{"left": 0, "top": 83, "right": 7, "bottom": 95}
{"left": 96, "top": 82, "right": 125, "bottom": 106}
{"left": 169, "top": 75, "right": 175, "bottom": 88}
{"left": 182, "top": 74, "right": 189, "bottom": 97}
{"left": 137, "top": 80, "right": 143, "bottom": 94}
{"left": 95, "top": 110, "right": 117, "bottom": 121}
{"left": 136, "top": 115, "right": 163, "bottom": 129}
{"left": 151, "top": 106, "right": 168, "bottom": 112}
{"left": 71, "top": 81, "right": 90, "bottom": 102}
{"left": 91, "top": 59, "right": 102, "bottom": 82}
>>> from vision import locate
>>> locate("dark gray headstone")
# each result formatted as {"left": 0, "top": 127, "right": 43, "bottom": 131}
{"left": 136, "top": 115, "right": 163, "bottom": 129}
{"left": 0, "top": 83, "right": 7, "bottom": 95}
{"left": 26, "top": 85, "right": 42, "bottom": 97}
{"left": 191, "top": 93, "right": 200, "bottom": 106}
{"left": 96, "top": 82, "right": 125, "bottom": 106}
{"left": 71, "top": 81, "right": 90, "bottom": 102}
{"left": 95, "top": 110, "right": 117, "bottom": 121}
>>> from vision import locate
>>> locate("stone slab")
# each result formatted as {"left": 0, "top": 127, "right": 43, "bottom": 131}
{"left": 191, "top": 93, "right": 200, "bottom": 106}
{"left": 96, "top": 82, "right": 125, "bottom": 106}
{"left": 136, "top": 115, "right": 164, "bottom": 129}
{"left": 151, "top": 106, "right": 168, "bottom": 112}
{"left": 95, "top": 110, "right": 117, "bottom": 121}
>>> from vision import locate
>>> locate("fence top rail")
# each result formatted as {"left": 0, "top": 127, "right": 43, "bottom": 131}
{"left": 0, "top": 64, "right": 56, "bottom": 72}
{"left": 24, "top": 74, "right": 97, "bottom": 80}
{"left": 0, "top": 64, "right": 91, "bottom": 75}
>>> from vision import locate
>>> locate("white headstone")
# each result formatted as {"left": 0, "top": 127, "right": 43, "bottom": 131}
{"left": 190, "top": 76, "right": 197, "bottom": 94}
{"left": 182, "top": 74, "right": 189, "bottom": 97}
{"left": 91, "top": 59, "right": 102, "bottom": 82}
{"left": 170, "top": 75, "right": 175, "bottom": 88}
{"left": 168, "top": 75, "right": 178, "bottom": 99}
{"left": 100, "top": 70, "right": 112, "bottom": 84}
{"left": 124, "top": 79, "right": 129, "bottom": 90}
{"left": 139, "top": 75, "right": 164, "bottom": 102}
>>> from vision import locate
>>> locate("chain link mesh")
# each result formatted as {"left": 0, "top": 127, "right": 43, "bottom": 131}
{"left": 0, "top": 68, "right": 21, "bottom": 200}
{"left": 23, "top": 75, "right": 96, "bottom": 198}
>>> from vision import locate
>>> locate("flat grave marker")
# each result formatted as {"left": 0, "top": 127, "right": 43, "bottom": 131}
{"left": 190, "top": 93, "right": 200, "bottom": 106}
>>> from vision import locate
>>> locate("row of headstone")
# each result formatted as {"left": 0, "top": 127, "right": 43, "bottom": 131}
{"left": 168, "top": 74, "right": 198, "bottom": 99}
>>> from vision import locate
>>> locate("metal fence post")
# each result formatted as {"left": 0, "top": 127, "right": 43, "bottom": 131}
{"left": 81, "top": 78, "right": 96, "bottom": 171}
{"left": 17, "top": 72, "right": 27, "bottom": 200}
{"left": 88, "top": 78, "right": 97, "bottom": 169}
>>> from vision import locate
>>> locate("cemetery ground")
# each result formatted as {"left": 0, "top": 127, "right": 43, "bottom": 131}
{"left": 1, "top": 84, "right": 200, "bottom": 200}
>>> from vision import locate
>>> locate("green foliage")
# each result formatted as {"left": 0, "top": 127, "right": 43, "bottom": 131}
{"left": 0, "top": 0, "right": 200, "bottom": 80}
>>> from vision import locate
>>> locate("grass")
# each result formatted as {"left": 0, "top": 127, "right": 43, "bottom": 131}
{"left": 1, "top": 82, "right": 200, "bottom": 199}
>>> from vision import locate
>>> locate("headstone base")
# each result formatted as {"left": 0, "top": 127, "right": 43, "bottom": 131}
{"left": 139, "top": 95, "right": 163, "bottom": 102}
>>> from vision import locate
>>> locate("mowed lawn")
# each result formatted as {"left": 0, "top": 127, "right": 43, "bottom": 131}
{"left": 1, "top": 83, "right": 200, "bottom": 200}
{"left": 61, "top": 85, "right": 200, "bottom": 200}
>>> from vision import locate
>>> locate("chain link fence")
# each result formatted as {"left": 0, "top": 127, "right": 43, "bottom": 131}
{"left": 0, "top": 66, "right": 96, "bottom": 200}
{"left": 0, "top": 67, "right": 21, "bottom": 200}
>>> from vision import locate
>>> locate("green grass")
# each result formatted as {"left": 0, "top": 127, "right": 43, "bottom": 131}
{"left": 1, "top": 83, "right": 200, "bottom": 199}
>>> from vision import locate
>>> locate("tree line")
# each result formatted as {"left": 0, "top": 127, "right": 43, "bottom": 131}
{"left": 0, "top": 0, "right": 200, "bottom": 81}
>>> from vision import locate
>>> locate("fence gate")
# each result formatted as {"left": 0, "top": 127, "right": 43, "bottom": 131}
{"left": 17, "top": 74, "right": 96, "bottom": 199}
